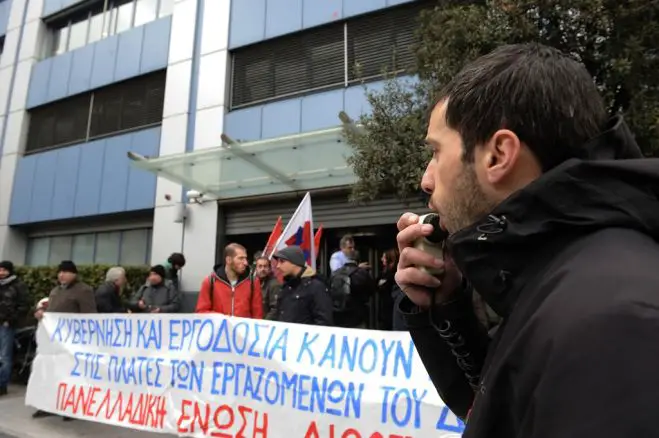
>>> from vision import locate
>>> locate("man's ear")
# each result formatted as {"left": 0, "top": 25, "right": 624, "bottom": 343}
{"left": 481, "top": 129, "right": 521, "bottom": 184}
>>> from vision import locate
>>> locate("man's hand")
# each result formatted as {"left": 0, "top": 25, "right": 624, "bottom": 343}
{"left": 34, "top": 309, "right": 44, "bottom": 321}
{"left": 150, "top": 308, "right": 160, "bottom": 313}
{"left": 138, "top": 300, "right": 146, "bottom": 310}
{"left": 395, "top": 212, "right": 462, "bottom": 308}
{"left": 2, "top": 322, "right": 8, "bottom": 327}
{"left": 358, "top": 262, "right": 371, "bottom": 269}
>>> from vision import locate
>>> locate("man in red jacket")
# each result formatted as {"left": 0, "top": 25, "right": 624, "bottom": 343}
{"left": 195, "top": 243, "right": 263, "bottom": 318}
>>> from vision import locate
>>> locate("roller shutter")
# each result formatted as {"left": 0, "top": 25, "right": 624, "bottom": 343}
{"left": 224, "top": 196, "right": 428, "bottom": 235}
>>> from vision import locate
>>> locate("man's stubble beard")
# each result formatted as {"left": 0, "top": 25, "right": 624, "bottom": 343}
{"left": 442, "top": 163, "right": 497, "bottom": 234}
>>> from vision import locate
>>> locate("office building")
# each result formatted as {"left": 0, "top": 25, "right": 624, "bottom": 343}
{"left": 0, "top": 0, "right": 428, "bottom": 291}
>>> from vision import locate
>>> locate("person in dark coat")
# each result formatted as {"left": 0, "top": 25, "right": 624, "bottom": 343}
{"left": 33, "top": 260, "right": 95, "bottom": 420}
{"left": 272, "top": 246, "right": 333, "bottom": 326}
{"left": 255, "top": 255, "right": 281, "bottom": 320}
{"left": 0, "top": 261, "right": 29, "bottom": 396}
{"left": 36, "top": 261, "right": 97, "bottom": 316}
{"left": 128, "top": 265, "right": 181, "bottom": 313}
{"left": 95, "top": 267, "right": 128, "bottom": 313}
{"left": 395, "top": 43, "right": 659, "bottom": 437}
{"left": 330, "top": 257, "right": 375, "bottom": 328}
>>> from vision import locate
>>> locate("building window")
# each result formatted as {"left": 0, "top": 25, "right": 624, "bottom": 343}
{"left": 72, "top": 234, "right": 95, "bottom": 264}
{"left": 26, "top": 228, "right": 153, "bottom": 267}
{"left": 48, "top": 236, "right": 73, "bottom": 265}
{"left": 26, "top": 70, "right": 166, "bottom": 154}
{"left": 26, "top": 237, "right": 50, "bottom": 266}
{"left": 229, "top": 1, "right": 430, "bottom": 109}
{"left": 95, "top": 232, "right": 122, "bottom": 265}
{"left": 46, "top": 0, "right": 174, "bottom": 57}
{"left": 134, "top": 0, "right": 158, "bottom": 27}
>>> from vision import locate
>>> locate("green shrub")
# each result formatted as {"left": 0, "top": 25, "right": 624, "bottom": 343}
{"left": 15, "top": 265, "right": 150, "bottom": 310}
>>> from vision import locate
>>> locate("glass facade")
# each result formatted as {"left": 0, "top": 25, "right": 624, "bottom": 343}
{"left": 49, "top": 0, "right": 174, "bottom": 57}
{"left": 26, "top": 228, "right": 152, "bottom": 266}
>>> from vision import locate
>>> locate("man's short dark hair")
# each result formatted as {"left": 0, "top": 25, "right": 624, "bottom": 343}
{"left": 224, "top": 243, "right": 246, "bottom": 259}
{"left": 168, "top": 252, "right": 186, "bottom": 267}
{"left": 256, "top": 255, "right": 270, "bottom": 264}
{"left": 340, "top": 235, "right": 354, "bottom": 248}
{"left": 438, "top": 43, "right": 607, "bottom": 171}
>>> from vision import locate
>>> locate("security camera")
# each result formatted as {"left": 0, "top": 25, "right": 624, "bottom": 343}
{"left": 186, "top": 190, "right": 202, "bottom": 201}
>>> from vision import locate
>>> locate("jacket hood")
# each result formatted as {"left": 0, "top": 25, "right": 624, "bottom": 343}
{"left": 213, "top": 264, "right": 251, "bottom": 283}
{"left": 301, "top": 266, "right": 315, "bottom": 278}
{"left": 447, "top": 116, "right": 659, "bottom": 317}
{"left": 283, "top": 266, "right": 316, "bottom": 285}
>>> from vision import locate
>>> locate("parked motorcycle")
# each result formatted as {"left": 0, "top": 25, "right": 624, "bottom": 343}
{"left": 13, "top": 325, "right": 37, "bottom": 385}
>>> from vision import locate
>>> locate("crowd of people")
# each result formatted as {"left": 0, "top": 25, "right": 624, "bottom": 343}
{"left": 0, "top": 234, "right": 403, "bottom": 411}
{"left": 6, "top": 41, "right": 659, "bottom": 436}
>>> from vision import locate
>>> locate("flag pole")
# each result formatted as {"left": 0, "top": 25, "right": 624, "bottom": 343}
{"left": 309, "top": 204, "right": 316, "bottom": 270}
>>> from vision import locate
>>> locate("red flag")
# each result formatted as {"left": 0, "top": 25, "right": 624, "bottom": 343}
{"left": 263, "top": 216, "right": 283, "bottom": 258}
{"left": 314, "top": 225, "right": 323, "bottom": 259}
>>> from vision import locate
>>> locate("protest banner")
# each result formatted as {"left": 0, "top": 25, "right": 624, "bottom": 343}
{"left": 26, "top": 313, "right": 465, "bottom": 438}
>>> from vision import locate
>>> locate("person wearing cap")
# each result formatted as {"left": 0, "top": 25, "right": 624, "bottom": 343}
{"left": 128, "top": 265, "right": 181, "bottom": 313}
{"left": 34, "top": 261, "right": 96, "bottom": 318}
{"left": 33, "top": 260, "right": 95, "bottom": 420}
{"left": 272, "top": 246, "right": 333, "bottom": 326}
{"left": 0, "top": 261, "right": 29, "bottom": 396}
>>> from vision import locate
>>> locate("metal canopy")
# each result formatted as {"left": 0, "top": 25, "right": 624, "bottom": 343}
{"left": 128, "top": 123, "right": 357, "bottom": 200}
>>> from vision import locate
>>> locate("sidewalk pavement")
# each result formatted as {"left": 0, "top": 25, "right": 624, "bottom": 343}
{"left": 0, "top": 385, "right": 175, "bottom": 438}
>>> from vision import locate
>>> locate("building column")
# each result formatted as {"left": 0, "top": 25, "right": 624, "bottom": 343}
{"left": 151, "top": 0, "right": 230, "bottom": 291}
{"left": 151, "top": 0, "right": 197, "bottom": 270}
{"left": 0, "top": 0, "right": 45, "bottom": 263}
{"left": 179, "top": 0, "right": 230, "bottom": 290}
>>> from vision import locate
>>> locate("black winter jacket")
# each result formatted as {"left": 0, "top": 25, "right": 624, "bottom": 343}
{"left": 277, "top": 267, "right": 333, "bottom": 326}
{"left": 333, "top": 262, "right": 375, "bottom": 328}
{"left": 0, "top": 276, "right": 29, "bottom": 327}
{"left": 94, "top": 281, "right": 126, "bottom": 313}
{"left": 261, "top": 275, "right": 282, "bottom": 321}
{"left": 401, "top": 116, "right": 659, "bottom": 437}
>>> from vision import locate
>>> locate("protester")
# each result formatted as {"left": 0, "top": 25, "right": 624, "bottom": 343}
{"left": 164, "top": 252, "right": 185, "bottom": 290}
{"left": 395, "top": 43, "right": 659, "bottom": 436}
{"left": 273, "top": 246, "right": 333, "bottom": 325}
{"left": 95, "top": 266, "right": 128, "bottom": 313}
{"left": 329, "top": 252, "right": 375, "bottom": 328}
{"left": 128, "top": 265, "right": 181, "bottom": 313}
{"left": 37, "top": 261, "right": 96, "bottom": 316}
{"left": 329, "top": 235, "right": 369, "bottom": 272}
{"left": 195, "top": 243, "right": 263, "bottom": 318}
{"left": 33, "top": 260, "right": 96, "bottom": 420}
{"left": 0, "top": 261, "right": 29, "bottom": 396}
{"left": 255, "top": 255, "right": 281, "bottom": 320}
{"left": 250, "top": 250, "right": 263, "bottom": 282}
{"left": 377, "top": 249, "right": 398, "bottom": 330}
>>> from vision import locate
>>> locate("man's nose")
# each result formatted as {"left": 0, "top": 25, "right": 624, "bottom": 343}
{"left": 420, "top": 161, "right": 434, "bottom": 195}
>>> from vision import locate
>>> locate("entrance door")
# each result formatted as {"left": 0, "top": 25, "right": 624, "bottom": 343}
{"left": 323, "top": 224, "right": 397, "bottom": 329}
